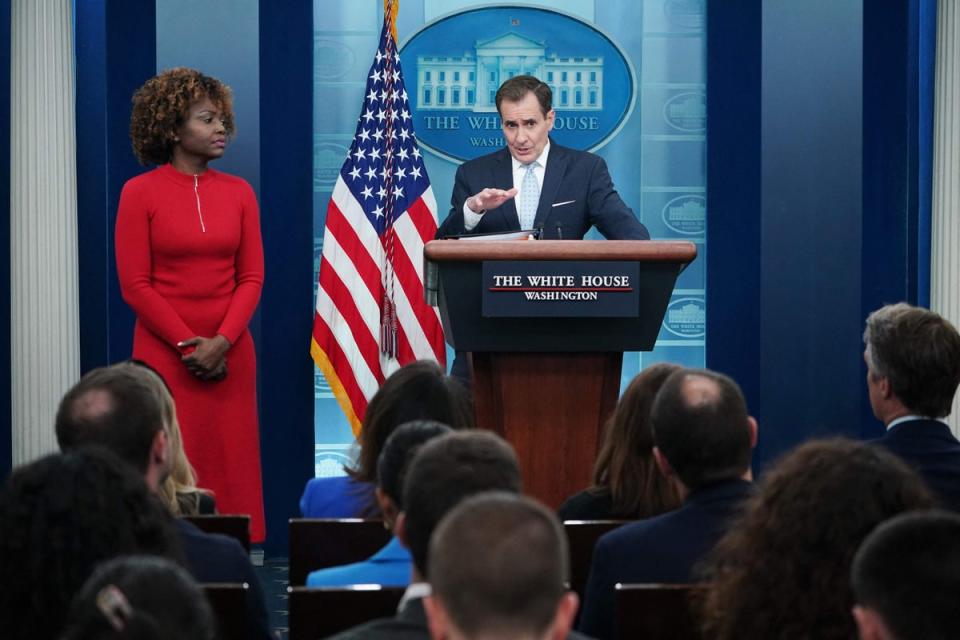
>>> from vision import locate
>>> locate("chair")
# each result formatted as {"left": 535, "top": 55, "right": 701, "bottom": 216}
{"left": 614, "top": 583, "right": 705, "bottom": 640}
{"left": 563, "top": 520, "right": 628, "bottom": 599}
{"left": 288, "top": 518, "right": 392, "bottom": 586}
{"left": 183, "top": 514, "right": 251, "bottom": 553}
{"left": 202, "top": 582, "right": 249, "bottom": 640}
{"left": 287, "top": 585, "right": 404, "bottom": 640}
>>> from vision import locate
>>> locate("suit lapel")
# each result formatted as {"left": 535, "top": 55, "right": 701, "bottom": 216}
{"left": 534, "top": 142, "right": 568, "bottom": 229}
{"left": 491, "top": 148, "right": 520, "bottom": 230}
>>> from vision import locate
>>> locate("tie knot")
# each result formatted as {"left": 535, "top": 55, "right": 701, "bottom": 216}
{"left": 523, "top": 161, "right": 538, "bottom": 172}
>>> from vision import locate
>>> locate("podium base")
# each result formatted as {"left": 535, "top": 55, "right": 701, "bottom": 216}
{"left": 470, "top": 351, "right": 622, "bottom": 509}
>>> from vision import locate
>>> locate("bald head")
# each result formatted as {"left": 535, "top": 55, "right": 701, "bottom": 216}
{"left": 55, "top": 363, "right": 167, "bottom": 475}
{"left": 650, "top": 368, "right": 753, "bottom": 489}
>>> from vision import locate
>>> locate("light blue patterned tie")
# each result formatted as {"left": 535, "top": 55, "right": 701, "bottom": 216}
{"left": 519, "top": 162, "right": 540, "bottom": 230}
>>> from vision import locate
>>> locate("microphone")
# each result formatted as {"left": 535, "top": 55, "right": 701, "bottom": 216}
{"left": 538, "top": 208, "right": 564, "bottom": 239}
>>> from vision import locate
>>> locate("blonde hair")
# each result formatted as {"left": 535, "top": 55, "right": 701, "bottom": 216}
{"left": 122, "top": 361, "right": 211, "bottom": 516}
{"left": 156, "top": 386, "right": 211, "bottom": 516}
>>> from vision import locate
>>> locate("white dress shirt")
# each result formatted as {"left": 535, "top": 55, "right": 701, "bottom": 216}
{"left": 462, "top": 142, "right": 551, "bottom": 231}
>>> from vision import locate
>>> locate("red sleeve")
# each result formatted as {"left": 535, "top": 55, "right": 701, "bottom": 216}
{"left": 115, "top": 179, "right": 196, "bottom": 347}
{"left": 216, "top": 181, "right": 264, "bottom": 344}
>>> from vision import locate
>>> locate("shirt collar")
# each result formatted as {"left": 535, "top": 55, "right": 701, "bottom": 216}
{"left": 887, "top": 415, "right": 950, "bottom": 430}
{"left": 398, "top": 582, "right": 432, "bottom": 612}
{"left": 511, "top": 140, "right": 551, "bottom": 172}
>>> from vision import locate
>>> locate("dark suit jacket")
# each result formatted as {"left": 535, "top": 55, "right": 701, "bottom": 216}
{"left": 175, "top": 519, "right": 273, "bottom": 640}
{"left": 437, "top": 142, "right": 650, "bottom": 240}
{"left": 874, "top": 418, "right": 960, "bottom": 512}
{"left": 578, "top": 478, "right": 752, "bottom": 640}
{"left": 327, "top": 595, "right": 595, "bottom": 640}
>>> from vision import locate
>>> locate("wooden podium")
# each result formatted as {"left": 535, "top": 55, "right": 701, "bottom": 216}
{"left": 424, "top": 240, "right": 697, "bottom": 508}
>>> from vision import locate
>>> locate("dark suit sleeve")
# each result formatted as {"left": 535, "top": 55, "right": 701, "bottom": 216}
{"left": 436, "top": 163, "right": 472, "bottom": 238}
{"left": 586, "top": 156, "right": 650, "bottom": 240}
{"left": 578, "top": 536, "right": 617, "bottom": 640}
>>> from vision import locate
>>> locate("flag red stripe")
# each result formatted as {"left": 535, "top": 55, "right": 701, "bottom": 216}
{"left": 392, "top": 239, "right": 447, "bottom": 363}
{"left": 311, "top": 313, "right": 370, "bottom": 420}
{"left": 319, "top": 261, "right": 386, "bottom": 386}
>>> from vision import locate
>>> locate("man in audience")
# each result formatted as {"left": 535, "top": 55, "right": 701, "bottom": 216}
{"left": 863, "top": 303, "right": 960, "bottom": 510}
{"left": 851, "top": 510, "right": 960, "bottom": 640}
{"left": 579, "top": 367, "right": 756, "bottom": 639}
{"left": 329, "top": 430, "right": 523, "bottom": 639}
{"left": 55, "top": 362, "right": 273, "bottom": 640}
{"left": 423, "top": 493, "right": 579, "bottom": 640}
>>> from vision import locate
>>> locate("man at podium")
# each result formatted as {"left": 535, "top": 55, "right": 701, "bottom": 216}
{"left": 437, "top": 75, "right": 650, "bottom": 242}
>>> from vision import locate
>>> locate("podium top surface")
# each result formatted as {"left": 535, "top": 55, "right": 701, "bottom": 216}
{"left": 424, "top": 239, "right": 697, "bottom": 263}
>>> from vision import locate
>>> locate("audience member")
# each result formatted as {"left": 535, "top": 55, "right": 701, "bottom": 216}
{"left": 863, "top": 303, "right": 960, "bottom": 510}
{"left": 300, "top": 360, "right": 474, "bottom": 518}
{"left": 328, "top": 430, "right": 522, "bottom": 639}
{"left": 700, "top": 438, "right": 935, "bottom": 639}
{"left": 558, "top": 362, "right": 682, "bottom": 520}
{"left": 128, "top": 360, "right": 216, "bottom": 516}
{"left": 307, "top": 420, "right": 452, "bottom": 587}
{"left": 424, "top": 493, "right": 579, "bottom": 640}
{"left": 61, "top": 555, "right": 215, "bottom": 640}
{"left": 851, "top": 510, "right": 960, "bottom": 640}
{"left": 578, "top": 367, "right": 756, "bottom": 639}
{"left": 55, "top": 362, "right": 273, "bottom": 640}
{"left": 0, "top": 449, "right": 181, "bottom": 640}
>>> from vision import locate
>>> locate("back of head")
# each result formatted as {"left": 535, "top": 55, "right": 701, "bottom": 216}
{"left": 0, "top": 449, "right": 181, "bottom": 640}
{"left": 700, "top": 438, "right": 935, "bottom": 640}
{"left": 429, "top": 493, "right": 569, "bottom": 639}
{"left": 62, "top": 555, "right": 214, "bottom": 640}
{"left": 56, "top": 363, "right": 167, "bottom": 473}
{"left": 650, "top": 368, "right": 752, "bottom": 489}
{"left": 377, "top": 420, "right": 453, "bottom": 509}
{"left": 403, "top": 431, "right": 522, "bottom": 576}
{"left": 352, "top": 360, "right": 474, "bottom": 484}
{"left": 863, "top": 303, "right": 960, "bottom": 417}
{"left": 851, "top": 510, "right": 960, "bottom": 640}
{"left": 593, "top": 362, "right": 683, "bottom": 517}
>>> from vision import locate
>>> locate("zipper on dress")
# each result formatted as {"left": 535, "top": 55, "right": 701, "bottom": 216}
{"left": 193, "top": 175, "right": 207, "bottom": 233}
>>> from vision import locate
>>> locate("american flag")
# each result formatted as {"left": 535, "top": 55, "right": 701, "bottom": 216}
{"left": 311, "top": 7, "right": 446, "bottom": 435}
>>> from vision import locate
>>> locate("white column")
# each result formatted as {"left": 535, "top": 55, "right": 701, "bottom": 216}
{"left": 10, "top": 0, "right": 80, "bottom": 464}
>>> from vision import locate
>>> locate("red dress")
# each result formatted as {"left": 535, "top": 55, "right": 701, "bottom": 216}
{"left": 116, "top": 163, "right": 266, "bottom": 541}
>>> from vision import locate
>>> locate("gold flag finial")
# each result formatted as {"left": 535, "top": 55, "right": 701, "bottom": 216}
{"left": 384, "top": 0, "right": 398, "bottom": 43}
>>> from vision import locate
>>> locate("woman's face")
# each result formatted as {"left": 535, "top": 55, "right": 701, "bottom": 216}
{"left": 174, "top": 96, "right": 227, "bottom": 163}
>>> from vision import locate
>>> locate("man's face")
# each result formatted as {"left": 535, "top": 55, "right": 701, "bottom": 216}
{"left": 499, "top": 92, "right": 555, "bottom": 164}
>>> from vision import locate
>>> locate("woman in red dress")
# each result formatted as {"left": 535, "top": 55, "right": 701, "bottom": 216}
{"left": 116, "top": 68, "right": 266, "bottom": 541}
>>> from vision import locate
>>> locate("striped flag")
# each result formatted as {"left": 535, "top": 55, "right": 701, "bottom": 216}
{"left": 311, "top": 1, "right": 446, "bottom": 435}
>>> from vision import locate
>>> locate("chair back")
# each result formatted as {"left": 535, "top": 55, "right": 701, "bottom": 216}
{"left": 288, "top": 518, "right": 392, "bottom": 586}
{"left": 614, "top": 583, "right": 705, "bottom": 640}
{"left": 287, "top": 585, "right": 404, "bottom": 640}
{"left": 563, "top": 520, "right": 628, "bottom": 598}
{"left": 202, "top": 582, "right": 249, "bottom": 640}
{"left": 183, "top": 515, "right": 251, "bottom": 553}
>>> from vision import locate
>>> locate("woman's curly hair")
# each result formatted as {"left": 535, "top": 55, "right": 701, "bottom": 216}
{"left": 0, "top": 448, "right": 182, "bottom": 640}
{"left": 698, "top": 438, "right": 935, "bottom": 640}
{"left": 129, "top": 67, "right": 234, "bottom": 166}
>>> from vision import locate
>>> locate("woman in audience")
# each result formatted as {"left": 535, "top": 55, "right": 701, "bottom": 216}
{"left": 61, "top": 555, "right": 215, "bottom": 640}
{"left": 699, "top": 438, "right": 935, "bottom": 639}
{"left": 129, "top": 359, "right": 216, "bottom": 515}
{"left": 301, "top": 360, "right": 474, "bottom": 518}
{"left": 0, "top": 448, "right": 182, "bottom": 640}
{"left": 307, "top": 420, "right": 453, "bottom": 586}
{"left": 558, "top": 362, "right": 683, "bottom": 520}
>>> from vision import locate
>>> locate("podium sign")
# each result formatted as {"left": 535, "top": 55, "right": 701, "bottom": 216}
{"left": 482, "top": 261, "right": 640, "bottom": 318}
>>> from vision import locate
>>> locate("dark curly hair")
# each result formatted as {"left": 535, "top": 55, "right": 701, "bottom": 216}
{"left": 698, "top": 438, "right": 935, "bottom": 640}
{"left": 129, "top": 67, "right": 235, "bottom": 166}
{"left": 0, "top": 448, "right": 182, "bottom": 640}
{"left": 61, "top": 555, "right": 214, "bottom": 640}
{"left": 584, "top": 362, "right": 683, "bottom": 517}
